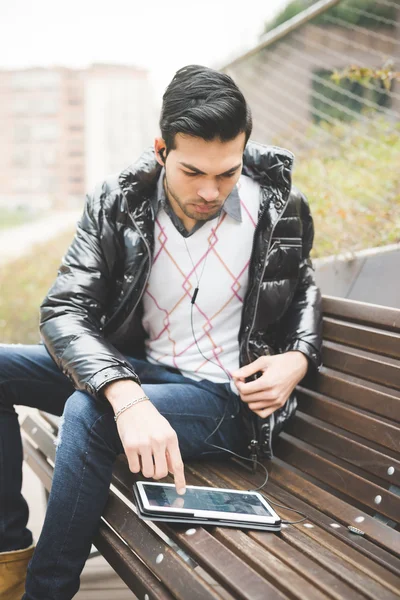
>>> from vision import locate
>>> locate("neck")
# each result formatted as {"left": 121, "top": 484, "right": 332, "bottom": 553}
{"left": 163, "top": 178, "right": 197, "bottom": 232}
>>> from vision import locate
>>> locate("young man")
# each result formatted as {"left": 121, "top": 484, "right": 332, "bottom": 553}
{"left": 0, "top": 65, "right": 322, "bottom": 599}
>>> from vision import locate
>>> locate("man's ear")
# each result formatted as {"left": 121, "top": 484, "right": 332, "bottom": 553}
{"left": 154, "top": 138, "right": 167, "bottom": 166}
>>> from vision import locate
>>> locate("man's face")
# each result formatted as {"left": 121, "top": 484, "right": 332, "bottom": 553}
{"left": 156, "top": 132, "right": 246, "bottom": 224}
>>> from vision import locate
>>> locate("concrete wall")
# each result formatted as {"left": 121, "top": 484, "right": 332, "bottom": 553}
{"left": 314, "top": 244, "right": 400, "bottom": 309}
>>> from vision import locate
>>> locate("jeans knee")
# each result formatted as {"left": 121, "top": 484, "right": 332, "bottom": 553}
{"left": 56, "top": 391, "right": 108, "bottom": 446}
{"left": 56, "top": 391, "right": 118, "bottom": 456}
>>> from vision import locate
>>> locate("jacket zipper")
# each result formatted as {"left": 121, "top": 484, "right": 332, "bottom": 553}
{"left": 245, "top": 217, "right": 280, "bottom": 364}
{"left": 243, "top": 187, "right": 291, "bottom": 454}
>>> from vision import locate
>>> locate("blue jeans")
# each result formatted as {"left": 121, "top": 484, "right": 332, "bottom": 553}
{"left": 0, "top": 343, "right": 247, "bottom": 599}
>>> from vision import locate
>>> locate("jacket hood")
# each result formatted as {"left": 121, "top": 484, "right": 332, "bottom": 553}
{"left": 118, "top": 141, "right": 294, "bottom": 202}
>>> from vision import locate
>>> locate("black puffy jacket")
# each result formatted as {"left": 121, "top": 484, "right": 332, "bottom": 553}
{"left": 40, "top": 141, "right": 322, "bottom": 458}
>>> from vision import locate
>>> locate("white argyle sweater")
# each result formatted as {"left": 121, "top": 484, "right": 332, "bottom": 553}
{"left": 142, "top": 174, "right": 261, "bottom": 386}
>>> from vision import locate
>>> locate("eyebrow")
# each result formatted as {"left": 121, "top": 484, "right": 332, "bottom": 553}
{"left": 179, "top": 161, "right": 242, "bottom": 176}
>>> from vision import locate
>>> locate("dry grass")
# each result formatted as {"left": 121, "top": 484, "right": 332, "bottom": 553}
{"left": 291, "top": 116, "right": 400, "bottom": 257}
{"left": 0, "top": 231, "right": 75, "bottom": 344}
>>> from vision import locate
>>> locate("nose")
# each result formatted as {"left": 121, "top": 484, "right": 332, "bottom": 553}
{"left": 197, "top": 185, "right": 219, "bottom": 203}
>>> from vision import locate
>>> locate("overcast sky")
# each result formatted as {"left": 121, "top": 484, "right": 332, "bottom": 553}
{"left": 0, "top": 0, "right": 289, "bottom": 96}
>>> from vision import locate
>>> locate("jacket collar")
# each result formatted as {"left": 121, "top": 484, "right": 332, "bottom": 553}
{"left": 118, "top": 141, "right": 294, "bottom": 208}
{"left": 152, "top": 167, "right": 242, "bottom": 223}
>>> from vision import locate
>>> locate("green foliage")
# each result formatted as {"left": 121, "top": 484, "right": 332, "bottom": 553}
{"left": 332, "top": 65, "right": 400, "bottom": 90}
{"left": 289, "top": 116, "right": 400, "bottom": 257}
{"left": 264, "top": 0, "right": 306, "bottom": 32}
{"left": 311, "top": 68, "right": 392, "bottom": 123}
{"left": 263, "top": 0, "right": 398, "bottom": 34}
{"left": 0, "top": 231, "right": 74, "bottom": 343}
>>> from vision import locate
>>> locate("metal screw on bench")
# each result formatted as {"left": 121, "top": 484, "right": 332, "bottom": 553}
{"left": 186, "top": 528, "right": 196, "bottom": 536}
{"left": 354, "top": 516, "right": 365, "bottom": 523}
{"left": 348, "top": 526, "right": 365, "bottom": 535}
{"left": 387, "top": 467, "right": 395, "bottom": 475}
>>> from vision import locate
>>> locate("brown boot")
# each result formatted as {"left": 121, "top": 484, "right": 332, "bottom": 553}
{"left": 0, "top": 544, "right": 35, "bottom": 600}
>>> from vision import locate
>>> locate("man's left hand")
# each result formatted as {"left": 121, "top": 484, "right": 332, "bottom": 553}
{"left": 231, "top": 351, "right": 308, "bottom": 419}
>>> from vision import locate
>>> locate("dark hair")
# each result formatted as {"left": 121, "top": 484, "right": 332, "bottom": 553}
{"left": 160, "top": 65, "right": 252, "bottom": 153}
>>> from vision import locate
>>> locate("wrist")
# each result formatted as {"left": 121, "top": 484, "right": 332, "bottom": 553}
{"left": 104, "top": 379, "right": 144, "bottom": 410}
{"left": 290, "top": 351, "right": 309, "bottom": 378}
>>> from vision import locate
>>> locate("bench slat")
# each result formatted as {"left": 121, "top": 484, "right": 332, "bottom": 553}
{"left": 322, "top": 297, "right": 400, "bottom": 333}
{"left": 248, "top": 530, "right": 369, "bottom": 600}
{"left": 214, "top": 528, "right": 334, "bottom": 600}
{"left": 103, "top": 491, "right": 231, "bottom": 600}
{"left": 274, "top": 526, "right": 398, "bottom": 600}
{"left": 198, "top": 460, "right": 400, "bottom": 581}
{"left": 94, "top": 522, "right": 175, "bottom": 600}
{"left": 110, "top": 459, "right": 287, "bottom": 600}
{"left": 323, "top": 318, "right": 400, "bottom": 360}
{"left": 275, "top": 433, "right": 400, "bottom": 522}
{"left": 308, "top": 368, "right": 400, "bottom": 423}
{"left": 286, "top": 412, "right": 400, "bottom": 486}
{"left": 185, "top": 460, "right": 400, "bottom": 594}
{"left": 297, "top": 390, "right": 400, "bottom": 453}
{"left": 276, "top": 433, "right": 400, "bottom": 522}
{"left": 277, "top": 524, "right": 400, "bottom": 597}
{"left": 268, "top": 459, "right": 400, "bottom": 558}
{"left": 322, "top": 341, "right": 400, "bottom": 391}
{"left": 22, "top": 421, "right": 227, "bottom": 600}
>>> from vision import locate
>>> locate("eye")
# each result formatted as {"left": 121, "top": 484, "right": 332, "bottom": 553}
{"left": 221, "top": 172, "right": 236, "bottom": 178}
{"left": 183, "top": 171, "right": 198, "bottom": 177}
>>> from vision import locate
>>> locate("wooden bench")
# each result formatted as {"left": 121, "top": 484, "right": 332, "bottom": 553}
{"left": 22, "top": 295, "right": 400, "bottom": 599}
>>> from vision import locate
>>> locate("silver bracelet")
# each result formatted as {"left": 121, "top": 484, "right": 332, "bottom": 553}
{"left": 114, "top": 395, "right": 150, "bottom": 422}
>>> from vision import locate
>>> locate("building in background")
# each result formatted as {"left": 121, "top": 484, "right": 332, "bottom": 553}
{"left": 223, "top": 3, "right": 400, "bottom": 147}
{"left": 0, "top": 64, "right": 156, "bottom": 211}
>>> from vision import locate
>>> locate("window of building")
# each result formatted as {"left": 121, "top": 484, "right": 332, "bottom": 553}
{"left": 14, "top": 123, "right": 31, "bottom": 142}
{"left": 11, "top": 71, "right": 61, "bottom": 90}
{"left": 12, "top": 149, "right": 30, "bottom": 167}
{"left": 31, "top": 122, "right": 59, "bottom": 141}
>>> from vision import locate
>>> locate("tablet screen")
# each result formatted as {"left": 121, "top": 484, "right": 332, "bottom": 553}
{"left": 142, "top": 483, "right": 274, "bottom": 517}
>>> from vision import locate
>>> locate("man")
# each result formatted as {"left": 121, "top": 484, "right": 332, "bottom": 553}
{"left": 0, "top": 64, "right": 322, "bottom": 599}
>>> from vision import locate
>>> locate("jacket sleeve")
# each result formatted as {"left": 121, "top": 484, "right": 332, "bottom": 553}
{"left": 39, "top": 188, "right": 142, "bottom": 398}
{"left": 281, "top": 190, "right": 323, "bottom": 371}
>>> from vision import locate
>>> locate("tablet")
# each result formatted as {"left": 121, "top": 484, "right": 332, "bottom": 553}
{"left": 134, "top": 482, "right": 281, "bottom": 528}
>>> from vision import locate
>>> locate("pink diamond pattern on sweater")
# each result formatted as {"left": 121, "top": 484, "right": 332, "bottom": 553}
{"left": 142, "top": 174, "right": 261, "bottom": 384}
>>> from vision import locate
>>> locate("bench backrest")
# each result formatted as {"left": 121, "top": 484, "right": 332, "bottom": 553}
{"left": 277, "top": 296, "right": 400, "bottom": 526}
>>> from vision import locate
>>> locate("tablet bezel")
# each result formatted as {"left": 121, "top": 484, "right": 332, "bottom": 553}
{"left": 135, "top": 482, "right": 281, "bottom": 525}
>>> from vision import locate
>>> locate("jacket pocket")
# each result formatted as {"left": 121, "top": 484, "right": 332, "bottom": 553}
{"left": 264, "top": 238, "right": 302, "bottom": 282}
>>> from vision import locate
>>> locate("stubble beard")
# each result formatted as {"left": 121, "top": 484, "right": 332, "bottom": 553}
{"left": 164, "top": 175, "right": 222, "bottom": 222}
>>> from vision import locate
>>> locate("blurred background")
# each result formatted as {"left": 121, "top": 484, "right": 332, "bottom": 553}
{"left": 0, "top": 0, "right": 399, "bottom": 342}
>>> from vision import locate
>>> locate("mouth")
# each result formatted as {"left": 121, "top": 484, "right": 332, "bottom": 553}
{"left": 190, "top": 203, "right": 219, "bottom": 213}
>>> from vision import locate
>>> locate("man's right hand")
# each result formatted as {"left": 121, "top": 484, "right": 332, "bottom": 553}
{"left": 104, "top": 380, "right": 186, "bottom": 495}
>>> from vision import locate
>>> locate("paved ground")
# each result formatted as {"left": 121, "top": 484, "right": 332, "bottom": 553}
{"left": 0, "top": 211, "right": 81, "bottom": 266}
